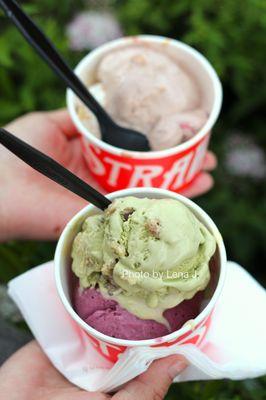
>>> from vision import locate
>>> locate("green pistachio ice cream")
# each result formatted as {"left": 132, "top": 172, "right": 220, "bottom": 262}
{"left": 72, "top": 197, "right": 216, "bottom": 326}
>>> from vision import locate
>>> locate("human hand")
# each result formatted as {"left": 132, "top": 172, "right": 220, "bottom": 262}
{"left": 0, "top": 109, "right": 216, "bottom": 242}
{"left": 0, "top": 110, "right": 98, "bottom": 241}
{"left": 0, "top": 341, "right": 186, "bottom": 400}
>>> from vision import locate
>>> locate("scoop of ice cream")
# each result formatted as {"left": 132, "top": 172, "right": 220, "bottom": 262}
{"left": 149, "top": 109, "right": 209, "bottom": 151}
{"left": 72, "top": 197, "right": 216, "bottom": 326}
{"left": 76, "top": 45, "right": 208, "bottom": 150}
{"left": 73, "top": 284, "right": 203, "bottom": 340}
{"left": 97, "top": 46, "right": 200, "bottom": 134}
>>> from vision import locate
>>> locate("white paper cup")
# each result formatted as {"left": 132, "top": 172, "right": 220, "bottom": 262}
{"left": 55, "top": 188, "right": 227, "bottom": 363}
{"left": 67, "top": 35, "right": 222, "bottom": 193}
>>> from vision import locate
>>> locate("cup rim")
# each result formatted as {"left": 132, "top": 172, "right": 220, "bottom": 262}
{"left": 55, "top": 187, "right": 227, "bottom": 347}
{"left": 67, "top": 34, "right": 222, "bottom": 159}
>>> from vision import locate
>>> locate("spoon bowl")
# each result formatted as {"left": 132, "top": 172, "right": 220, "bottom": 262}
{"left": 99, "top": 120, "right": 150, "bottom": 151}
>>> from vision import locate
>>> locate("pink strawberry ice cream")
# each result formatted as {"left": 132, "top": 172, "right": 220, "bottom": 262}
{"left": 73, "top": 283, "right": 203, "bottom": 340}
{"left": 77, "top": 45, "right": 208, "bottom": 150}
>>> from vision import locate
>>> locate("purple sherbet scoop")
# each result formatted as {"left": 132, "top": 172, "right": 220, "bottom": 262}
{"left": 73, "top": 284, "right": 202, "bottom": 340}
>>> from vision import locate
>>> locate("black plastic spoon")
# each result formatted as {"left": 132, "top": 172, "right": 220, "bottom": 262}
{"left": 0, "top": 0, "right": 150, "bottom": 152}
{"left": 0, "top": 127, "right": 111, "bottom": 211}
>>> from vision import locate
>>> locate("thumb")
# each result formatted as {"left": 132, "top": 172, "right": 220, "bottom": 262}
{"left": 113, "top": 355, "right": 187, "bottom": 400}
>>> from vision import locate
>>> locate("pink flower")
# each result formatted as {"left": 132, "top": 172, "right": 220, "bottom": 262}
{"left": 66, "top": 11, "right": 123, "bottom": 50}
{"left": 225, "top": 132, "right": 266, "bottom": 179}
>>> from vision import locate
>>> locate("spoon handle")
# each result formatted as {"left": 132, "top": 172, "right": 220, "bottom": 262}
{"left": 0, "top": 128, "right": 111, "bottom": 211}
{"left": 0, "top": 0, "right": 111, "bottom": 124}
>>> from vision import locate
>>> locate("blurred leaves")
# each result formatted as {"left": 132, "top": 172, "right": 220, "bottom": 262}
{"left": 0, "top": 241, "right": 56, "bottom": 283}
{"left": 166, "top": 377, "right": 266, "bottom": 400}
{"left": 196, "top": 122, "right": 266, "bottom": 284}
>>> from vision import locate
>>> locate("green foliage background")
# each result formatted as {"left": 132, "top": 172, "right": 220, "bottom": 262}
{"left": 0, "top": 0, "right": 265, "bottom": 398}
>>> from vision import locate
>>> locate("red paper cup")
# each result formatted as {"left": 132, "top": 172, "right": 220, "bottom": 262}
{"left": 67, "top": 35, "right": 222, "bottom": 193}
{"left": 55, "top": 188, "right": 227, "bottom": 363}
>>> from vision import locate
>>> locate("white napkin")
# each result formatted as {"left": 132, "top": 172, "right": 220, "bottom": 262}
{"left": 8, "top": 261, "right": 266, "bottom": 393}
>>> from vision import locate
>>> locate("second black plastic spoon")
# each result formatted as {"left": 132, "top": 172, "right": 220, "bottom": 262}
{"left": 0, "top": 127, "right": 111, "bottom": 211}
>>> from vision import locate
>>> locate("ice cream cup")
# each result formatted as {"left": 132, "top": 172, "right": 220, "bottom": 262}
{"left": 67, "top": 35, "right": 222, "bottom": 193}
{"left": 55, "top": 187, "right": 227, "bottom": 363}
